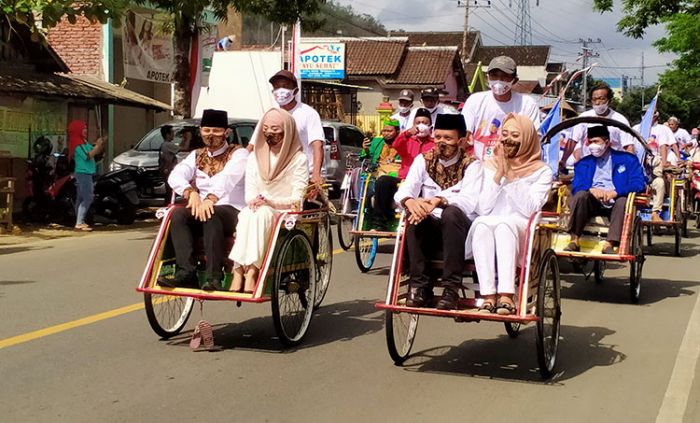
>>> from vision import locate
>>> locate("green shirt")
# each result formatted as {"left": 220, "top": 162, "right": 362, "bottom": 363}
{"left": 74, "top": 142, "right": 96, "bottom": 175}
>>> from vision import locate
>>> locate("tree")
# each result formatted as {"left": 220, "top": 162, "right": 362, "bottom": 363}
{"left": 3, "top": 0, "right": 326, "bottom": 117}
{"left": 142, "top": 0, "right": 327, "bottom": 117}
{"left": 1, "top": 0, "right": 129, "bottom": 39}
{"left": 592, "top": 0, "right": 698, "bottom": 38}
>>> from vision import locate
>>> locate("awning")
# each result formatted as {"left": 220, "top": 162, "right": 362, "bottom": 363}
{"left": 304, "top": 80, "right": 373, "bottom": 90}
{"left": 0, "top": 71, "right": 171, "bottom": 111}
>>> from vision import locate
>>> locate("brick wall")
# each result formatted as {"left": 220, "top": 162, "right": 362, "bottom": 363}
{"left": 47, "top": 17, "right": 103, "bottom": 77}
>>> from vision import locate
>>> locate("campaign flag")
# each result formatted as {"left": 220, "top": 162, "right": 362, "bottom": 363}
{"left": 639, "top": 93, "right": 659, "bottom": 141}
{"left": 539, "top": 98, "right": 562, "bottom": 177}
{"left": 290, "top": 19, "right": 302, "bottom": 102}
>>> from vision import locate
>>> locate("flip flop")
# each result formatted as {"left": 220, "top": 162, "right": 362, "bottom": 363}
{"left": 496, "top": 301, "right": 516, "bottom": 316}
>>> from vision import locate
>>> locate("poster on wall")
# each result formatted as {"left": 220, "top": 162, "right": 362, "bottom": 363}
{"left": 0, "top": 99, "right": 67, "bottom": 158}
{"left": 122, "top": 11, "right": 176, "bottom": 83}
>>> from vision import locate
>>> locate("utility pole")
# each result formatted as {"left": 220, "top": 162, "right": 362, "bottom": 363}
{"left": 456, "top": 1, "right": 491, "bottom": 68}
{"left": 640, "top": 51, "right": 645, "bottom": 107}
{"left": 579, "top": 38, "right": 601, "bottom": 108}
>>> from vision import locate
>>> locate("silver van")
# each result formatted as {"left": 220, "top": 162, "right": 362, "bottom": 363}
{"left": 322, "top": 121, "right": 367, "bottom": 199}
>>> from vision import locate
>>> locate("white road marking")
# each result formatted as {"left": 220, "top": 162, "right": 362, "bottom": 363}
{"left": 656, "top": 286, "right": 700, "bottom": 422}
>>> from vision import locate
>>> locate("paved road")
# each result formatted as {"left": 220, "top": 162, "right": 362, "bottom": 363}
{"left": 1, "top": 224, "right": 699, "bottom": 422}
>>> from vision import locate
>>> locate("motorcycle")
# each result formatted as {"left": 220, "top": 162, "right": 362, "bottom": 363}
{"left": 90, "top": 168, "right": 140, "bottom": 225}
{"left": 23, "top": 138, "right": 76, "bottom": 225}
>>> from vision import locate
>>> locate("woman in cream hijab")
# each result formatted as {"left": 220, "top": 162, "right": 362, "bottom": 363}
{"left": 467, "top": 114, "right": 553, "bottom": 315}
{"left": 229, "top": 109, "right": 309, "bottom": 293}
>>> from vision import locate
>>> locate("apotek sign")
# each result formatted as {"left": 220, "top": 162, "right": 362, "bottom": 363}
{"left": 298, "top": 43, "right": 345, "bottom": 79}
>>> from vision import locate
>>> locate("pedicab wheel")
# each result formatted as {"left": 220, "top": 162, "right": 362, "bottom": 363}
{"left": 314, "top": 214, "right": 333, "bottom": 309}
{"left": 593, "top": 261, "right": 606, "bottom": 284}
{"left": 337, "top": 214, "right": 355, "bottom": 250}
{"left": 271, "top": 230, "right": 317, "bottom": 347}
{"left": 504, "top": 322, "right": 521, "bottom": 338}
{"left": 535, "top": 249, "right": 561, "bottom": 379}
{"left": 682, "top": 215, "right": 689, "bottom": 238}
{"left": 143, "top": 293, "right": 194, "bottom": 339}
{"left": 674, "top": 225, "right": 682, "bottom": 257}
{"left": 646, "top": 225, "right": 653, "bottom": 247}
{"left": 385, "top": 308, "right": 419, "bottom": 365}
{"left": 630, "top": 219, "right": 644, "bottom": 304}
{"left": 354, "top": 234, "right": 378, "bottom": 272}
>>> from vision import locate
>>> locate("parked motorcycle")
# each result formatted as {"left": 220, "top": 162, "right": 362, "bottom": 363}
{"left": 23, "top": 137, "right": 76, "bottom": 225}
{"left": 90, "top": 168, "right": 140, "bottom": 225}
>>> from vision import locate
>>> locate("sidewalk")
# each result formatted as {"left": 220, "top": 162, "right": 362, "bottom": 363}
{"left": 0, "top": 214, "right": 160, "bottom": 246}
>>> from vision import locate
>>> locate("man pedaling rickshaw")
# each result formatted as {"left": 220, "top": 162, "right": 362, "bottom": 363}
{"left": 564, "top": 125, "right": 646, "bottom": 254}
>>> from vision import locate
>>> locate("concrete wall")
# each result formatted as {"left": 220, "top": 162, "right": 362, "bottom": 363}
{"left": 480, "top": 65, "right": 547, "bottom": 85}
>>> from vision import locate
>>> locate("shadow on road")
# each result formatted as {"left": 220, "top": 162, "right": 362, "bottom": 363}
{"left": 645, "top": 241, "right": 700, "bottom": 258}
{"left": 0, "top": 245, "right": 52, "bottom": 256}
{"left": 165, "top": 299, "right": 383, "bottom": 353}
{"left": 403, "top": 325, "right": 624, "bottom": 384}
{"left": 0, "top": 280, "right": 36, "bottom": 286}
{"left": 560, "top": 274, "right": 699, "bottom": 305}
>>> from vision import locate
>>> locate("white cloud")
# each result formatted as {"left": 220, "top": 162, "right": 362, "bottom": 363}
{"left": 333, "top": 0, "right": 676, "bottom": 84}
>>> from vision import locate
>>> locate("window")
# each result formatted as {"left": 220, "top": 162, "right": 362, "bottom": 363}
{"left": 236, "top": 125, "right": 255, "bottom": 147}
{"left": 323, "top": 127, "right": 335, "bottom": 144}
{"left": 338, "top": 126, "right": 365, "bottom": 148}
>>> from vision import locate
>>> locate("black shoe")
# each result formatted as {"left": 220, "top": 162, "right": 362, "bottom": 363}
{"left": 406, "top": 287, "right": 433, "bottom": 308}
{"left": 158, "top": 270, "right": 197, "bottom": 288}
{"left": 201, "top": 274, "right": 224, "bottom": 291}
{"left": 436, "top": 288, "right": 459, "bottom": 310}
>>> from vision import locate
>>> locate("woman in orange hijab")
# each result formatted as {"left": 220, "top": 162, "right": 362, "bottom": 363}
{"left": 466, "top": 114, "right": 553, "bottom": 315}
{"left": 228, "top": 109, "right": 309, "bottom": 293}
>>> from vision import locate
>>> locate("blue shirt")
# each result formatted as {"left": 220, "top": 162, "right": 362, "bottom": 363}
{"left": 591, "top": 150, "right": 614, "bottom": 191}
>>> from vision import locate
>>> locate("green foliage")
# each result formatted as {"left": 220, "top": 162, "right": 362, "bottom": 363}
{"left": 308, "top": 1, "right": 387, "bottom": 37}
{"left": 592, "top": 0, "right": 699, "bottom": 38}
{"left": 1, "top": 0, "right": 130, "bottom": 33}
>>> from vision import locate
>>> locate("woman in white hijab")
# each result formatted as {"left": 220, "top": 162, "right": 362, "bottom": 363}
{"left": 229, "top": 109, "right": 309, "bottom": 293}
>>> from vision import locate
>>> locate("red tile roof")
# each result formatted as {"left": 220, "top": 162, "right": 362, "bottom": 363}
{"left": 345, "top": 38, "right": 407, "bottom": 76}
{"left": 473, "top": 45, "right": 550, "bottom": 67}
{"left": 385, "top": 47, "right": 460, "bottom": 85}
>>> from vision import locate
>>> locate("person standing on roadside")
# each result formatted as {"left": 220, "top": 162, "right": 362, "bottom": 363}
{"left": 70, "top": 120, "right": 105, "bottom": 232}
{"left": 391, "top": 90, "right": 416, "bottom": 132}
{"left": 158, "top": 125, "right": 178, "bottom": 203}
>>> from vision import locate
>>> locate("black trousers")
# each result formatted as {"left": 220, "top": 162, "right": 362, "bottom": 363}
{"left": 568, "top": 191, "right": 626, "bottom": 243}
{"left": 373, "top": 175, "right": 401, "bottom": 221}
{"left": 170, "top": 205, "right": 238, "bottom": 277}
{"left": 405, "top": 205, "right": 471, "bottom": 289}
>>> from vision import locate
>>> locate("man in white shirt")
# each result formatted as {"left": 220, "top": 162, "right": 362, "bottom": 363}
{"left": 668, "top": 116, "right": 692, "bottom": 152}
{"left": 395, "top": 114, "right": 482, "bottom": 311}
{"left": 633, "top": 109, "right": 682, "bottom": 221}
{"left": 566, "top": 83, "right": 635, "bottom": 164}
{"left": 390, "top": 89, "right": 415, "bottom": 132}
{"left": 406, "top": 87, "right": 455, "bottom": 130}
{"left": 162, "top": 109, "right": 249, "bottom": 291}
{"left": 461, "top": 56, "right": 540, "bottom": 161}
{"left": 250, "top": 70, "right": 325, "bottom": 186}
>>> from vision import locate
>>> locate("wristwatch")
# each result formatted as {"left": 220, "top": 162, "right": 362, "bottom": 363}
{"left": 438, "top": 196, "right": 449, "bottom": 208}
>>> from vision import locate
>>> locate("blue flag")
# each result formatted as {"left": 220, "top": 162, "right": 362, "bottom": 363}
{"left": 539, "top": 98, "right": 562, "bottom": 177}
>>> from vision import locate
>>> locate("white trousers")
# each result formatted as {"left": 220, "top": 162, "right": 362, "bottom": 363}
{"left": 471, "top": 219, "right": 520, "bottom": 296}
{"left": 651, "top": 176, "right": 667, "bottom": 213}
{"left": 229, "top": 205, "right": 278, "bottom": 268}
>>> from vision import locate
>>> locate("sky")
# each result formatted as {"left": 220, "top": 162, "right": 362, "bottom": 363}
{"left": 333, "top": 0, "right": 676, "bottom": 85}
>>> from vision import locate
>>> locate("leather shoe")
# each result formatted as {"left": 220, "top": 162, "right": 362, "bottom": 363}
{"left": 406, "top": 287, "right": 433, "bottom": 308}
{"left": 201, "top": 274, "right": 224, "bottom": 291}
{"left": 436, "top": 288, "right": 459, "bottom": 310}
{"left": 158, "top": 270, "right": 198, "bottom": 288}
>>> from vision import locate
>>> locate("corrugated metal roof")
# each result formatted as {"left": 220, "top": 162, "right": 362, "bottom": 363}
{"left": 0, "top": 71, "right": 171, "bottom": 111}
{"left": 474, "top": 45, "right": 550, "bottom": 67}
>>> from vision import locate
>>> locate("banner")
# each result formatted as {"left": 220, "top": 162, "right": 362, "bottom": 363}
{"left": 122, "top": 11, "right": 175, "bottom": 83}
{"left": 539, "top": 98, "right": 562, "bottom": 177}
{"left": 298, "top": 43, "right": 345, "bottom": 79}
{"left": 190, "top": 28, "right": 219, "bottom": 114}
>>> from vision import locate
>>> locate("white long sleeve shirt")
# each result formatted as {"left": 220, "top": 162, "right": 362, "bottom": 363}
{"left": 168, "top": 145, "right": 249, "bottom": 210}
{"left": 394, "top": 154, "right": 482, "bottom": 219}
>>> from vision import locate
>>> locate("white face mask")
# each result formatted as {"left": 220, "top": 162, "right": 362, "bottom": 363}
{"left": 589, "top": 143, "right": 607, "bottom": 157}
{"left": 489, "top": 80, "right": 513, "bottom": 96}
{"left": 416, "top": 123, "right": 431, "bottom": 137}
{"left": 399, "top": 106, "right": 411, "bottom": 114}
{"left": 592, "top": 103, "right": 609, "bottom": 115}
{"left": 273, "top": 88, "right": 296, "bottom": 106}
